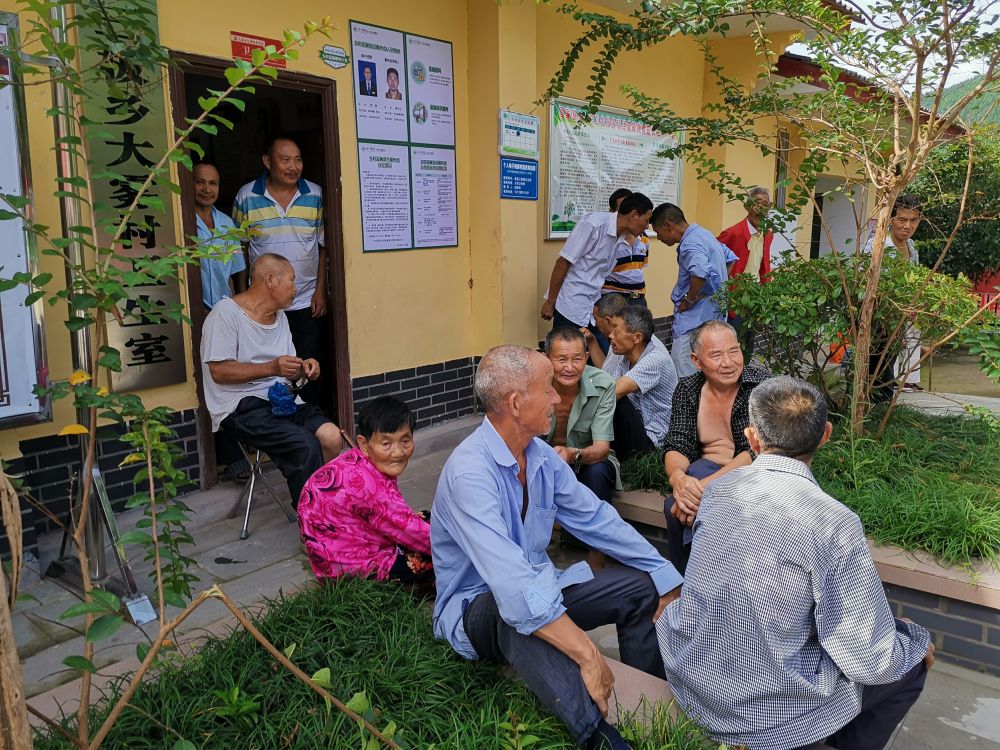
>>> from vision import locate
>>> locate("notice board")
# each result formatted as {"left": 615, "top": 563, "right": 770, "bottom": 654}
{"left": 0, "top": 14, "right": 49, "bottom": 428}
{"left": 547, "top": 98, "right": 682, "bottom": 239}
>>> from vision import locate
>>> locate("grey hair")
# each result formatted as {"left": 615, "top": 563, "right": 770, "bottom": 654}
{"left": 474, "top": 345, "right": 536, "bottom": 413}
{"left": 544, "top": 326, "right": 586, "bottom": 354}
{"left": 617, "top": 304, "right": 654, "bottom": 345}
{"left": 748, "top": 376, "right": 828, "bottom": 457}
{"left": 689, "top": 319, "right": 738, "bottom": 356}
{"left": 249, "top": 252, "right": 291, "bottom": 282}
{"left": 594, "top": 293, "right": 628, "bottom": 319}
{"left": 748, "top": 186, "right": 770, "bottom": 200}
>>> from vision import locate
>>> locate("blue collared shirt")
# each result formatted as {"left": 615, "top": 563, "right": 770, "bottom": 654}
{"left": 195, "top": 207, "right": 246, "bottom": 310}
{"left": 671, "top": 223, "right": 732, "bottom": 336}
{"left": 657, "top": 454, "right": 930, "bottom": 750}
{"left": 432, "top": 418, "right": 683, "bottom": 659}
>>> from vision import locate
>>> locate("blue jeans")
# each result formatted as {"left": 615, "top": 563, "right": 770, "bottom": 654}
{"left": 670, "top": 331, "right": 698, "bottom": 378}
{"left": 462, "top": 566, "right": 665, "bottom": 745}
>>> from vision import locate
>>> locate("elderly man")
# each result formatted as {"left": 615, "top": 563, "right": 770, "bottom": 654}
{"left": 233, "top": 135, "right": 327, "bottom": 405}
{"left": 658, "top": 376, "right": 933, "bottom": 750}
{"left": 432, "top": 345, "right": 682, "bottom": 750}
{"left": 541, "top": 193, "right": 654, "bottom": 353}
{"left": 661, "top": 319, "right": 768, "bottom": 574}
{"left": 201, "top": 253, "right": 342, "bottom": 505}
{"left": 717, "top": 186, "right": 772, "bottom": 355}
{"left": 589, "top": 304, "right": 677, "bottom": 461}
{"left": 650, "top": 202, "right": 736, "bottom": 377}
{"left": 544, "top": 326, "right": 620, "bottom": 570}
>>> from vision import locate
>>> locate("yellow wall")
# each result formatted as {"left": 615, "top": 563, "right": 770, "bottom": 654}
{"left": 0, "top": 0, "right": 801, "bottom": 459}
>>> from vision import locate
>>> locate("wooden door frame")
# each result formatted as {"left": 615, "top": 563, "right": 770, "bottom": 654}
{"left": 167, "top": 51, "right": 353, "bottom": 488}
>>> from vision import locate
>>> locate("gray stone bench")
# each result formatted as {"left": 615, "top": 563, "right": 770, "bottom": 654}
{"left": 614, "top": 488, "right": 668, "bottom": 530}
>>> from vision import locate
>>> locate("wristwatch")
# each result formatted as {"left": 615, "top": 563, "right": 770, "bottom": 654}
{"left": 573, "top": 448, "right": 583, "bottom": 472}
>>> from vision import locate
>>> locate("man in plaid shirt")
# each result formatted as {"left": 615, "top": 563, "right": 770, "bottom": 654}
{"left": 657, "top": 376, "right": 933, "bottom": 750}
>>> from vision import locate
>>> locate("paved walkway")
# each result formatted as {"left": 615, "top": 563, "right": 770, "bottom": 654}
{"left": 13, "top": 399, "right": 1000, "bottom": 746}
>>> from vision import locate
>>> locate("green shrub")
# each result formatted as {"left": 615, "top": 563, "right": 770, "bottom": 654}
{"left": 812, "top": 407, "right": 1000, "bottom": 567}
{"left": 34, "top": 578, "right": 721, "bottom": 750}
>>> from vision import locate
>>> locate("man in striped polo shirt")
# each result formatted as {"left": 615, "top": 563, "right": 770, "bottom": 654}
{"left": 233, "top": 136, "right": 327, "bottom": 405}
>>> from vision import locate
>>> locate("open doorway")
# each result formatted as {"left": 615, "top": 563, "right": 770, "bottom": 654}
{"left": 168, "top": 53, "right": 351, "bottom": 488}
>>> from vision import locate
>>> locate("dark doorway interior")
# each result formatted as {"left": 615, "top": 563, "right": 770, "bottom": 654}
{"left": 168, "top": 54, "right": 351, "bottom": 489}
{"left": 182, "top": 74, "right": 325, "bottom": 213}
{"left": 809, "top": 193, "right": 825, "bottom": 260}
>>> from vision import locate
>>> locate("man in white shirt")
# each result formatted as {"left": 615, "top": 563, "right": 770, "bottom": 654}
{"left": 541, "top": 193, "right": 653, "bottom": 351}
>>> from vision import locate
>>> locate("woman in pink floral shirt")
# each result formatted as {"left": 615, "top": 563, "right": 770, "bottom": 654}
{"left": 298, "top": 397, "right": 432, "bottom": 583}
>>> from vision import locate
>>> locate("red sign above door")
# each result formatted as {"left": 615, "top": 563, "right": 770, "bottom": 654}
{"left": 230, "top": 31, "right": 287, "bottom": 69}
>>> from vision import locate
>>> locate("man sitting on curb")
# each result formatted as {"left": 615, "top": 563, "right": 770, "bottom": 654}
{"left": 432, "top": 345, "right": 682, "bottom": 750}
{"left": 657, "top": 376, "right": 933, "bottom": 750}
{"left": 590, "top": 304, "right": 678, "bottom": 461}
{"left": 201, "top": 253, "right": 343, "bottom": 505}
{"left": 544, "top": 326, "right": 621, "bottom": 570}
{"left": 662, "top": 319, "right": 768, "bottom": 574}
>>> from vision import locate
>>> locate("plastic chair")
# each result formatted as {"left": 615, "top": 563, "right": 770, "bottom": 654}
{"left": 226, "top": 444, "right": 296, "bottom": 540}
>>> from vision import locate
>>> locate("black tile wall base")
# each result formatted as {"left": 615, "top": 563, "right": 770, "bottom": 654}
{"left": 352, "top": 357, "right": 482, "bottom": 431}
{"left": 1, "top": 408, "right": 201, "bottom": 561}
{"left": 884, "top": 584, "right": 1000, "bottom": 676}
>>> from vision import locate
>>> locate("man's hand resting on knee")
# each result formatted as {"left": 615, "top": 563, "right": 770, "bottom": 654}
{"left": 534, "top": 613, "right": 615, "bottom": 717}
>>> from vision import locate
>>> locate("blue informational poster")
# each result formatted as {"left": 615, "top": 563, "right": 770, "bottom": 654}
{"left": 500, "top": 157, "right": 538, "bottom": 200}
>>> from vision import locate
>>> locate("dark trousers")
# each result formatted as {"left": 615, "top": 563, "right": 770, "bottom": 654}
{"left": 553, "top": 307, "right": 609, "bottom": 355}
{"left": 215, "top": 418, "right": 244, "bottom": 466}
{"left": 284, "top": 307, "right": 328, "bottom": 407}
{"left": 662, "top": 458, "right": 722, "bottom": 575}
{"left": 578, "top": 459, "right": 616, "bottom": 502}
{"left": 463, "top": 567, "right": 665, "bottom": 745}
{"left": 611, "top": 395, "right": 655, "bottom": 462}
{"left": 793, "top": 657, "right": 928, "bottom": 750}
{"left": 221, "top": 396, "right": 330, "bottom": 505}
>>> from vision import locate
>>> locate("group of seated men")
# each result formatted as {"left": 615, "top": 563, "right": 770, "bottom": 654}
{"left": 200, "top": 254, "right": 932, "bottom": 750}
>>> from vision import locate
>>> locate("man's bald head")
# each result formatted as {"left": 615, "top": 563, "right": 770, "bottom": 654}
{"left": 249, "top": 253, "right": 292, "bottom": 283}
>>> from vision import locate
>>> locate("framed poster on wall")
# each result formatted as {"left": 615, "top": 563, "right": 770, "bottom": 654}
{"left": 0, "top": 13, "right": 50, "bottom": 428}
{"left": 547, "top": 98, "right": 683, "bottom": 239}
{"left": 350, "top": 20, "right": 458, "bottom": 252}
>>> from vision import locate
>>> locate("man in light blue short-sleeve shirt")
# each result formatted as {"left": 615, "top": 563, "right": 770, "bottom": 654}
{"left": 193, "top": 162, "right": 246, "bottom": 310}
{"left": 650, "top": 202, "right": 736, "bottom": 378}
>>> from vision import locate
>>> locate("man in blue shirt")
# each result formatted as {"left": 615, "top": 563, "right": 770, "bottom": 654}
{"left": 194, "top": 161, "right": 249, "bottom": 481}
{"left": 650, "top": 203, "right": 735, "bottom": 378}
{"left": 657, "top": 376, "right": 932, "bottom": 750}
{"left": 432, "top": 345, "right": 682, "bottom": 750}
{"left": 194, "top": 162, "right": 247, "bottom": 310}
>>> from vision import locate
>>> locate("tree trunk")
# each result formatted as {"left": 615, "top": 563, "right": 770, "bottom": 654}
{"left": 850, "top": 192, "right": 895, "bottom": 435}
{"left": 0, "top": 471, "right": 31, "bottom": 749}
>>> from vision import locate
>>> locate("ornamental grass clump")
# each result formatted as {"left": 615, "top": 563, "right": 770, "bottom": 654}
{"left": 811, "top": 407, "right": 1000, "bottom": 567}
{"left": 34, "top": 578, "right": 722, "bottom": 749}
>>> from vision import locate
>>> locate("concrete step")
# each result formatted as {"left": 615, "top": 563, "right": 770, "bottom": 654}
{"left": 411, "top": 414, "right": 480, "bottom": 459}
{"left": 616, "top": 488, "right": 668, "bottom": 530}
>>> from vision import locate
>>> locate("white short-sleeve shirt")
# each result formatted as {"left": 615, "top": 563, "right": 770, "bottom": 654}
{"left": 553, "top": 212, "right": 620, "bottom": 326}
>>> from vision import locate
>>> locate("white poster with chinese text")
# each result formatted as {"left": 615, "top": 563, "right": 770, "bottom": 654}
{"left": 411, "top": 147, "right": 457, "bottom": 248}
{"left": 350, "top": 21, "right": 408, "bottom": 143}
{"left": 548, "top": 99, "right": 682, "bottom": 238}
{"left": 358, "top": 142, "right": 412, "bottom": 252}
{"left": 404, "top": 34, "right": 455, "bottom": 147}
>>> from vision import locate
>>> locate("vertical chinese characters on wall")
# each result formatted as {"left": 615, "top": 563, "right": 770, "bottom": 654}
{"left": 80, "top": 21, "right": 187, "bottom": 391}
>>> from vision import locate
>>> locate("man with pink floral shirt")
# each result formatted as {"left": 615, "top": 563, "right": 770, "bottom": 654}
{"left": 298, "top": 396, "right": 432, "bottom": 583}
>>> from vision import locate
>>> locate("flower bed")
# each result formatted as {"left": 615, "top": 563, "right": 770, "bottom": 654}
{"left": 34, "top": 579, "right": 720, "bottom": 749}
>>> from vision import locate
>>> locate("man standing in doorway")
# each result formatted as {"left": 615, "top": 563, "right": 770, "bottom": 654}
{"left": 193, "top": 160, "right": 250, "bottom": 481}
{"left": 650, "top": 202, "right": 733, "bottom": 378}
{"left": 541, "top": 193, "right": 654, "bottom": 353}
{"left": 233, "top": 136, "right": 327, "bottom": 406}
{"left": 717, "top": 186, "right": 773, "bottom": 355}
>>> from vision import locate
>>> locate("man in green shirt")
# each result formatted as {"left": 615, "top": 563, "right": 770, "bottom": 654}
{"left": 545, "top": 326, "right": 621, "bottom": 569}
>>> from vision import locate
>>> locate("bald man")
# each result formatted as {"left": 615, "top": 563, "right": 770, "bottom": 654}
{"left": 201, "top": 253, "right": 342, "bottom": 505}
{"left": 431, "top": 345, "right": 682, "bottom": 750}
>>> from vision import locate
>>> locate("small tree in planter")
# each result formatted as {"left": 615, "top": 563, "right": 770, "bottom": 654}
{"left": 544, "top": 0, "right": 1000, "bottom": 434}
{"left": 0, "top": 5, "right": 402, "bottom": 749}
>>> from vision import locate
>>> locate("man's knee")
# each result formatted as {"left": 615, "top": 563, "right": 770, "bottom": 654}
{"left": 315, "top": 423, "right": 342, "bottom": 457}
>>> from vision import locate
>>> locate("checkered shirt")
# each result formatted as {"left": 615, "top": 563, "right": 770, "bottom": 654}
{"left": 656, "top": 454, "right": 931, "bottom": 749}
{"left": 661, "top": 363, "right": 770, "bottom": 462}
{"left": 602, "top": 335, "right": 677, "bottom": 446}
